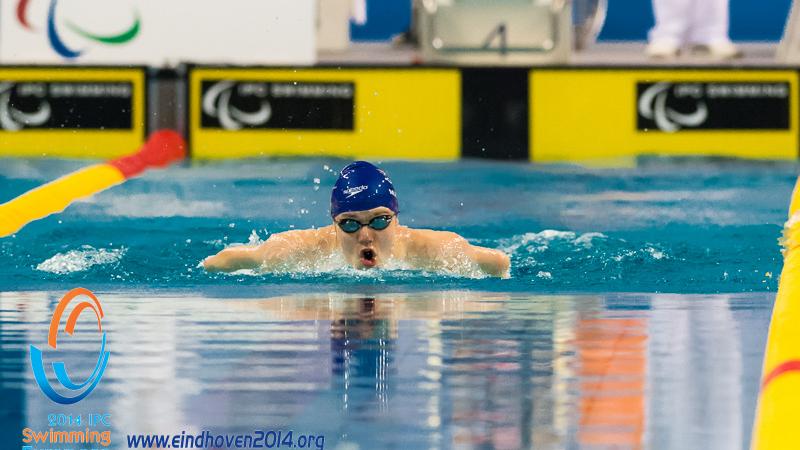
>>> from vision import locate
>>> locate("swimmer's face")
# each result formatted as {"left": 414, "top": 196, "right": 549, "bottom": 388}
{"left": 334, "top": 207, "right": 397, "bottom": 269}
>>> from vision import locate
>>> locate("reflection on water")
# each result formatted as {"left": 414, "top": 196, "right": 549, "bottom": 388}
{"left": 576, "top": 315, "right": 646, "bottom": 447}
{"left": 0, "top": 291, "right": 771, "bottom": 449}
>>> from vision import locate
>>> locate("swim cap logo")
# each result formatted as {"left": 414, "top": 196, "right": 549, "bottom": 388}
{"left": 203, "top": 80, "right": 272, "bottom": 130}
{"left": 16, "top": 0, "right": 140, "bottom": 59}
{"left": 638, "top": 82, "right": 708, "bottom": 132}
{"left": 30, "top": 288, "right": 110, "bottom": 404}
{"left": 343, "top": 185, "right": 368, "bottom": 198}
{"left": 0, "top": 82, "right": 51, "bottom": 131}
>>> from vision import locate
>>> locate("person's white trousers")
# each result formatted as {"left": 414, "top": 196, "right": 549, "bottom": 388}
{"left": 649, "top": 0, "right": 731, "bottom": 45}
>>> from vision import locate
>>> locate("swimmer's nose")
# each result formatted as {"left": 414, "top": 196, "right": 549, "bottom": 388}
{"left": 357, "top": 227, "right": 374, "bottom": 245}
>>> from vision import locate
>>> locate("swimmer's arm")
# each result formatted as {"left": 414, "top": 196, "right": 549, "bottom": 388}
{"left": 202, "top": 244, "right": 268, "bottom": 272}
{"left": 411, "top": 230, "right": 511, "bottom": 278}
{"left": 203, "top": 228, "right": 332, "bottom": 272}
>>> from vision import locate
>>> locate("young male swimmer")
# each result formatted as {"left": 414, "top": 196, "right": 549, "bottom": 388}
{"left": 203, "top": 161, "right": 510, "bottom": 278}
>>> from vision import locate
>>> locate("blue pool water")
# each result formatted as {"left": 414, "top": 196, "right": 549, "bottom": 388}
{"left": 0, "top": 158, "right": 793, "bottom": 449}
{"left": 0, "top": 159, "right": 793, "bottom": 293}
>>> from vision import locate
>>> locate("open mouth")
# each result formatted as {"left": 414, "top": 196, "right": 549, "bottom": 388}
{"left": 360, "top": 249, "right": 377, "bottom": 268}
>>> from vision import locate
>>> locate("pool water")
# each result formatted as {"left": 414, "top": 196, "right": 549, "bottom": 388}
{"left": 0, "top": 159, "right": 793, "bottom": 292}
{"left": 0, "top": 158, "right": 793, "bottom": 449}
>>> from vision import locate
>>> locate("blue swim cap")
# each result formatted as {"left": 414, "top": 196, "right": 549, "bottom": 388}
{"left": 331, "top": 161, "right": 398, "bottom": 218}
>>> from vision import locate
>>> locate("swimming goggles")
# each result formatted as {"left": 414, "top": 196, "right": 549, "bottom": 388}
{"left": 337, "top": 215, "right": 394, "bottom": 233}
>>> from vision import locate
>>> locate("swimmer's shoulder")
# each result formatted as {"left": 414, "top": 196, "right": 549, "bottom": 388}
{"left": 404, "top": 227, "right": 464, "bottom": 256}
{"left": 406, "top": 227, "right": 463, "bottom": 242}
{"left": 266, "top": 225, "right": 337, "bottom": 252}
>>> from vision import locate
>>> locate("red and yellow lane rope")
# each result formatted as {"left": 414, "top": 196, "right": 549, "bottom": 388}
{"left": 752, "top": 176, "right": 800, "bottom": 449}
{"left": 0, "top": 130, "right": 185, "bottom": 238}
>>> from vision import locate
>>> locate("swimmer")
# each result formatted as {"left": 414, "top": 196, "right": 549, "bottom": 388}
{"left": 203, "top": 161, "right": 510, "bottom": 277}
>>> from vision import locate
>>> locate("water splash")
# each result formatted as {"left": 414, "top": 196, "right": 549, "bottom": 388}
{"left": 498, "top": 230, "right": 672, "bottom": 284}
{"left": 212, "top": 246, "right": 489, "bottom": 281}
{"left": 498, "top": 230, "right": 609, "bottom": 254}
{"left": 91, "top": 193, "right": 226, "bottom": 218}
{"left": 36, "top": 246, "right": 126, "bottom": 274}
{"left": 246, "top": 229, "right": 267, "bottom": 245}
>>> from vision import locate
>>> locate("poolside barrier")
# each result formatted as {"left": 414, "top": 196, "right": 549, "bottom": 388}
{"left": 0, "top": 130, "right": 185, "bottom": 238}
{"left": 0, "top": 67, "right": 146, "bottom": 158}
{"left": 187, "top": 66, "right": 799, "bottom": 162}
{"left": 1, "top": 66, "right": 798, "bottom": 163}
{"left": 751, "top": 176, "right": 800, "bottom": 449}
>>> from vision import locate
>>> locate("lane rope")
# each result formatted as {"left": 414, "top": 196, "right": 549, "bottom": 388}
{"left": 0, "top": 129, "right": 185, "bottom": 238}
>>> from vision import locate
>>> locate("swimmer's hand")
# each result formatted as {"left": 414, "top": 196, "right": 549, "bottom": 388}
{"left": 469, "top": 245, "right": 511, "bottom": 278}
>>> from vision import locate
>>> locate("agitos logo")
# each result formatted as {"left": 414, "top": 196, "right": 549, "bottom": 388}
{"left": 203, "top": 80, "right": 273, "bottom": 131}
{"left": 16, "top": 0, "right": 140, "bottom": 59}
{"left": 30, "top": 288, "right": 110, "bottom": 404}
{"left": 0, "top": 82, "right": 51, "bottom": 131}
